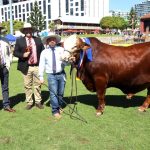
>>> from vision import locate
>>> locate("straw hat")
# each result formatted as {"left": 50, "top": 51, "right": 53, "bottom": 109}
{"left": 20, "top": 22, "right": 36, "bottom": 33}
{"left": 42, "top": 33, "right": 61, "bottom": 44}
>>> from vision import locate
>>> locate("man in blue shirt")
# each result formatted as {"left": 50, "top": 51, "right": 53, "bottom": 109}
{"left": 39, "top": 34, "right": 66, "bottom": 119}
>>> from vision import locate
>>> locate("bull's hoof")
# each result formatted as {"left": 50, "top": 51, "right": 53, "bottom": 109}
{"left": 138, "top": 106, "right": 147, "bottom": 112}
{"left": 96, "top": 111, "right": 103, "bottom": 116}
{"left": 126, "top": 94, "right": 134, "bottom": 99}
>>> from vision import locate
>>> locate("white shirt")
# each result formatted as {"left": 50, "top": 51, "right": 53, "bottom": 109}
{"left": 39, "top": 46, "right": 66, "bottom": 80}
{"left": 0, "top": 37, "right": 12, "bottom": 70}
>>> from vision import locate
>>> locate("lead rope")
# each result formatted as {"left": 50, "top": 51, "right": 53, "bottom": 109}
{"left": 33, "top": 73, "right": 87, "bottom": 123}
{"left": 68, "top": 68, "right": 87, "bottom": 123}
{"left": 69, "top": 68, "right": 78, "bottom": 116}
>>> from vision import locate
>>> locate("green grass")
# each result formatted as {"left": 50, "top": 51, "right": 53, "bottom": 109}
{"left": 0, "top": 62, "right": 150, "bottom": 150}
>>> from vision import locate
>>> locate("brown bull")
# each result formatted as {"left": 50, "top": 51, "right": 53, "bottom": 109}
{"left": 63, "top": 34, "right": 150, "bottom": 116}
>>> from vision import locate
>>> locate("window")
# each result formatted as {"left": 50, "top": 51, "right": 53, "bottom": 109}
{"left": 5, "top": 12, "right": 7, "bottom": 21}
{"left": 66, "top": 0, "right": 69, "bottom": 13}
{"left": 30, "top": 3, "right": 33, "bottom": 11}
{"left": 48, "top": 5, "right": 51, "bottom": 19}
{"left": 75, "top": 2, "right": 78, "bottom": 6}
{"left": 81, "top": 0, "right": 84, "bottom": 11}
{"left": 1, "top": 8, "right": 3, "bottom": 16}
{"left": 70, "top": 8, "right": 73, "bottom": 15}
{"left": 19, "top": 5, "right": 21, "bottom": 13}
{"left": 26, "top": 3, "right": 29, "bottom": 11}
{"left": 43, "top": 0, "right": 46, "bottom": 14}
{"left": 8, "top": 11, "right": 10, "bottom": 19}
{"left": 15, "top": 6, "right": 18, "bottom": 18}
{"left": 23, "top": 14, "right": 25, "bottom": 21}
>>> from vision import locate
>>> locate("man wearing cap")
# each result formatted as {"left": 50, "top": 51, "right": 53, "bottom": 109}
{"left": 0, "top": 23, "right": 15, "bottom": 112}
{"left": 14, "top": 22, "right": 45, "bottom": 110}
{"left": 39, "top": 33, "right": 66, "bottom": 119}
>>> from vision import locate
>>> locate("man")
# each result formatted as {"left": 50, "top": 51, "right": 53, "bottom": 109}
{"left": 14, "top": 22, "right": 44, "bottom": 110}
{"left": 39, "top": 33, "right": 66, "bottom": 119}
{"left": 0, "top": 23, "right": 15, "bottom": 112}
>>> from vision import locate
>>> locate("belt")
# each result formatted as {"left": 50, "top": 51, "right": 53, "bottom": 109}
{"left": 51, "top": 70, "right": 65, "bottom": 75}
{"left": 28, "top": 64, "right": 38, "bottom": 67}
{"left": 0, "top": 64, "right": 6, "bottom": 69}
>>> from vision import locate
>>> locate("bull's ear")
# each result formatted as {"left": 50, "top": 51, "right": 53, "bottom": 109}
{"left": 77, "top": 37, "right": 91, "bottom": 51}
{"left": 82, "top": 43, "right": 91, "bottom": 51}
{"left": 57, "top": 42, "right": 64, "bottom": 48}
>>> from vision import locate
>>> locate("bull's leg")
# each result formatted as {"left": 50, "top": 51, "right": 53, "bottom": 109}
{"left": 95, "top": 77, "right": 107, "bottom": 116}
{"left": 138, "top": 87, "right": 150, "bottom": 112}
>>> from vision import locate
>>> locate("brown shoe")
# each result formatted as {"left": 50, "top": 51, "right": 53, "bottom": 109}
{"left": 35, "top": 103, "right": 44, "bottom": 109}
{"left": 59, "top": 108, "right": 63, "bottom": 114}
{"left": 4, "top": 106, "right": 16, "bottom": 112}
{"left": 53, "top": 113, "right": 62, "bottom": 119}
{"left": 25, "top": 104, "right": 33, "bottom": 110}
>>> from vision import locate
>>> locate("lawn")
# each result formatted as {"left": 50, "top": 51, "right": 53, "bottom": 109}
{"left": 0, "top": 62, "right": 150, "bottom": 150}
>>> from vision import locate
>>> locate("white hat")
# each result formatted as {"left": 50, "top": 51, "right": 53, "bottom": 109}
{"left": 20, "top": 22, "right": 36, "bottom": 33}
{"left": 42, "top": 33, "right": 61, "bottom": 44}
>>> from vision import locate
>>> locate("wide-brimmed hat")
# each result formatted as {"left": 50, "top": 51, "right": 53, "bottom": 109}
{"left": 0, "top": 23, "right": 4, "bottom": 30}
{"left": 42, "top": 33, "right": 61, "bottom": 44}
{"left": 20, "top": 22, "right": 36, "bottom": 33}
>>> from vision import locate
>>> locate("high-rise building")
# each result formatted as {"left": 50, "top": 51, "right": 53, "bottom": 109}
{"left": 0, "top": 0, "right": 109, "bottom": 30}
{"left": 135, "top": 0, "right": 150, "bottom": 18}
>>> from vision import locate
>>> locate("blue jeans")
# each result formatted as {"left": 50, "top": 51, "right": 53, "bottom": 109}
{"left": 0, "top": 67, "right": 10, "bottom": 108}
{"left": 47, "top": 72, "right": 66, "bottom": 115}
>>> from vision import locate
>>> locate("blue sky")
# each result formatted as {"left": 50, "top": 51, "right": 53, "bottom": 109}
{"left": 109, "top": 0, "right": 144, "bottom": 12}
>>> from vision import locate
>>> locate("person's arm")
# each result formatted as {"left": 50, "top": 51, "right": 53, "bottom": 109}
{"left": 14, "top": 38, "right": 30, "bottom": 59}
{"left": 39, "top": 51, "right": 45, "bottom": 84}
{"left": 6, "top": 43, "right": 13, "bottom": 64}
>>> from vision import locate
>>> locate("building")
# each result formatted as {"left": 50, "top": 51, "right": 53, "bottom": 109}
{"left": 135, "top": 0, "right": 150, "bottom": 18}
{"left": 53, "top": 16, "right": 102, "bottom": 35}
{"left": 0, "top": 0, "right": 109, "bottom": 32}
{"left": 109, "top": 10, "right": 129, "bottom": 21}
{"left": 140, "top": 13, "right": 150, "bottom": 33}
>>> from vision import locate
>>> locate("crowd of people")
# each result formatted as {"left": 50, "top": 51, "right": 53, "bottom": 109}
{"left": 0, "top": 22, "right": 73, "bottom": 119}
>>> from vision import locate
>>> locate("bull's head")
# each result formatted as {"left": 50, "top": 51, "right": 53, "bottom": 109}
{"left": 62, "top": 34, "right": 90, "bottom": 62}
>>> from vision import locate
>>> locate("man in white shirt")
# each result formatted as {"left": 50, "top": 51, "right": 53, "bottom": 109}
{"left": 39, "top": 34, "right": 66, "bottom": 119}
{"left": 0, "top": 23, "right": 15, "bottom": 112}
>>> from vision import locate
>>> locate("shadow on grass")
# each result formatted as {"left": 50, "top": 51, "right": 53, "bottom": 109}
{"left": 0, "top": 90, "right": 49, "bottom": 110}
{"left": 63, "top": 94, "right": 146, "bottom": 109}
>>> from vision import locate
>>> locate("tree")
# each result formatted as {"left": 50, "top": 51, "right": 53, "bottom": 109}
{"left": 113, "top": 17, "right": 128, "bottom": 30}
{"left": 100, "top": 16, "right": 127, "bottom": 30}
{"left": 128, "top": 7, "right": 138, "bottom": 30}
{"left": 48, "top": 21, "right": 55, "bottom": 32}
{"left": 28, "top": 0, "right": 45, "bottom": 33}
{"left": 2, "top": 20, "right": 24, "bottom": 34}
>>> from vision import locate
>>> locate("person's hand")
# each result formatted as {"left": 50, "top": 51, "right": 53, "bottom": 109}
{"left": 23, "top": 52, "right": 30, "bottom": 58}
{"left": 40, "top": 79, "right": 45, "bottom": 85}
{"left": 69, "top": 56, "right": 76, "bottom": 62}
